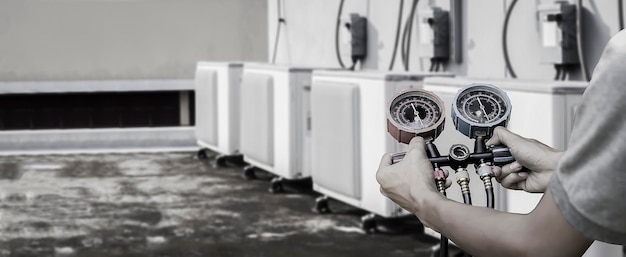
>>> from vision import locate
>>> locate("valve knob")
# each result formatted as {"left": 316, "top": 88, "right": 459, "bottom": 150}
{"left": 490, "top": 145, "right": 515, "bottom": 167}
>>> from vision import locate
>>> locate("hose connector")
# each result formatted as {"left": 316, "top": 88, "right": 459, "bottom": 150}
{"left": 476, "top": 162, "right": 494, "bottom": 190}
{"left": 482, "top": 175, "right": 493, "bottom": 189}
{"left": 476, "top": 162, "right": 494, "bottom": 178}
{"left": 434, "top": 167, "right": 446, "bottom": 194}
{"left": 455, "top": 168, "right": 470, "bottom": 194}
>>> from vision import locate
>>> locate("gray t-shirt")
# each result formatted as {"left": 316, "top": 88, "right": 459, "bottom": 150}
{"left": 551, "top": 30, "right": 626, "bottom": 245}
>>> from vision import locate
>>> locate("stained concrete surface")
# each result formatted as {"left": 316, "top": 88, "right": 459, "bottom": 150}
{"left": 0, "top": 151, "right": 455, "bottom": 257}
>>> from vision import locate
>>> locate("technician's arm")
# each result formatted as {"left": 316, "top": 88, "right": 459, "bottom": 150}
{"left": 377, "top": 137, "right": 592, "bottom": 257}
{"left": 418, "top": 188, "right": 592, "bottom": 257}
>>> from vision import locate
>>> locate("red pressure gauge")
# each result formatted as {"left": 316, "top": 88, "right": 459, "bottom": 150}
{"left": 387, "top": 89, "right": 446, "bottom": 144}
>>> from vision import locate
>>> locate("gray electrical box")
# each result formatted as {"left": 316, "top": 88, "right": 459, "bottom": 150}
{"left": 350, "top": 13, "right": 368, "bottom": 60}
{"left": 417, "top": 7, "right": 450, "bottom": 60}
{"left": 537, "top": 2, "right": 579, "bottom": 65}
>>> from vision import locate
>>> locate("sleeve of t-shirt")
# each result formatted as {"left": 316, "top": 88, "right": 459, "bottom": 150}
{"left": 550, "top": 30, "right": 626, "bottom": 245}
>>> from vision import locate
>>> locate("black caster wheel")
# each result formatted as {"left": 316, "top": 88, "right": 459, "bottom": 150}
{"left": 312, "top": 196, "right": 331, "bottom": 214}
{"left": 242, "top": 165, "right": 256, "bottom": 180}
{"left": 268, "top": 177, "right": 285, "bottom": 193}
{"left": 196, "top": 149, "right": 208, "bottom": 160}
{"left": 361, "top": 213, "right": 378, "bottom": 234}
{"left": 213, "top": 155, "right": 227, "bottom": 168}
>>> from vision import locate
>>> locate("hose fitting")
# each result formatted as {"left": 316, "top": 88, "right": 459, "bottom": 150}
{"left": 476, "top": 163, "right": 493, "bottom": 178}
{"left": 482, "top": 175, "right": 493, "bottom": 189}
{"left": 476, "top": 163, "right": 494, "bottom": 190}
{"left": 455, "top": 168, "right": 470, "bottom": 194}
{"left": 434, "top": 167, "right": 447, "bottom": 194}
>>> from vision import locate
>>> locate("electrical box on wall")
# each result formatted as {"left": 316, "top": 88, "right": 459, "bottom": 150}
{"left": 417, "top": 7, "right": 450, "bottom": 60}
{"left": 350, "top": 13, "right": 368, "bottom": 61}
{"left": 537, "top": 2, "right": 579, "bottom": 65}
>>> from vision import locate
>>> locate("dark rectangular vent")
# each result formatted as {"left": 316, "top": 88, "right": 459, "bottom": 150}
{"left": 0, "top": 91, "right": 193, "bottom": 130}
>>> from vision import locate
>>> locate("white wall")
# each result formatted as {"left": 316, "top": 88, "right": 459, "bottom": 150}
{"left": 268, "top": 0, "right": 623, "bottom": 80}
{"left": 0, "top": 0, "right": 267, "bottom": 81}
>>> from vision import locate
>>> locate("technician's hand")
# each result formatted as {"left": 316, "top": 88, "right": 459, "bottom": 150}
{"left": 486, "top": 126, "right": 563, "bottom": 193}
{"left": 376, "top": 137, "right": 451, "bottom": 215}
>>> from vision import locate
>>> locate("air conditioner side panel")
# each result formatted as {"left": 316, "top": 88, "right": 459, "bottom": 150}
{"left": 240, "top": 73, "right": 274, "bottom": 166}
{"left": 194, "top": 69, "right": 218, "bottom": 146}
{"left": 311, "top": 81, "right": 361, "bottom": 199}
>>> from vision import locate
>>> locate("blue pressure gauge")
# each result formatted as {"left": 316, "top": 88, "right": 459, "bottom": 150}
{"left": 452, "top": 83, "right": 511, "bottom": 139}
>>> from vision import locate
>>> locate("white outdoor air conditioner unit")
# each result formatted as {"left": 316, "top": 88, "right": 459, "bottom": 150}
{"left": 239, "top": 64, "right": 313, "bottom": 193}
{"left": 310, "top": 70, "right": 452, "bottom": 232}
{"left": 194, "top": 62, "right": 245, "bottom": 166}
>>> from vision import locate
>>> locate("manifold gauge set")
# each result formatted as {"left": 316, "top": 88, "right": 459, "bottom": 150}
{"left": 386, "top": 83, "right": 516, "bottom": 257}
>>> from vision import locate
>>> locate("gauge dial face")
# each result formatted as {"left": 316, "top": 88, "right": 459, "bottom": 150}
{"left": 452, "top": 83, "right": 512, "bottom": 139}
{"left": 455, "top": 86, "right": 508, "bottom": 124}
{"left": 389, "top": 90, "right": 444, "bottom": 133}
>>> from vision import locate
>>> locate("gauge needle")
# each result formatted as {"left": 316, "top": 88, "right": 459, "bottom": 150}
{"left": 411, "top": 103, "right": 425, "bottom": 127}
{"left": 477, "top": 97, "right": 488, "bottom": 121}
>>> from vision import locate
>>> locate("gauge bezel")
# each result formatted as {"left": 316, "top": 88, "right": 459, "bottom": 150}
{"left": 451, "top": 83, "right": 511, "bottom": 138}
{"left": 387, "top": 89, "right": 446, "bottom": 144}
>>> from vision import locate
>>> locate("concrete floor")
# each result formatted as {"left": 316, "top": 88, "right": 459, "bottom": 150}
{"left": 0, "top": 151, "right": 459, "bottom": 257}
